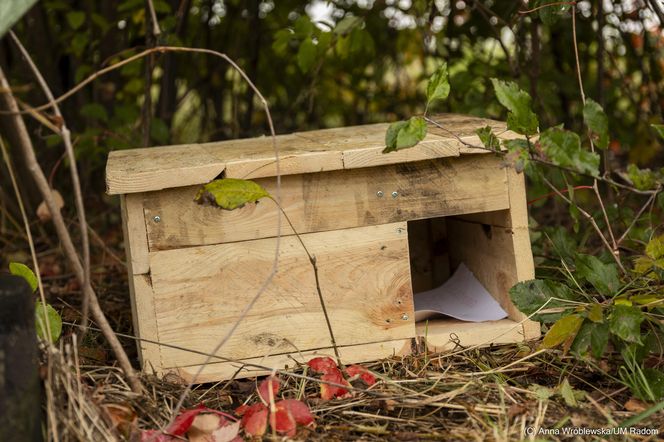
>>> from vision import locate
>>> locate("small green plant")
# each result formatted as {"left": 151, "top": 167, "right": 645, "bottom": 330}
{"left": 9, "top": 262, "right": 62, "bottom": 344}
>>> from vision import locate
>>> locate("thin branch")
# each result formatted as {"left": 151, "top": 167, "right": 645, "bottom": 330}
{"left": 537, "top": 170, "right": 626, "bottom": 273}
{"left": 270, "top": 196, "right": 342, "bottom": 365}
{"left": 616, "top": 190, "right": 660, "bottom": 246}
{"left": 145, "top": 0, "right": 162, "bottom": 37}
{"left": 519, "top": 2, "right": 576, "bottom": 15}
{"left": 0, "top": 66, "right": 143, "bottom": 393}
{"left": 9, "top": 31, "right": 93, "bottom": 333}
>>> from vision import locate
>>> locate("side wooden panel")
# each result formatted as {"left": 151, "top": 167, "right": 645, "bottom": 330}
{"left": 144, "top": 155, "right": 510, "bottom": 250}
{"left": 169, "top": 338, "right": 413, "bottom": 383}
{"left": 149, "top": 223, "right": 415, "bottom": 368}
{"left": 416, "top": 318, "right": 529, "bottom": 352}
{"left": 120, "top": 195, "right": 161, "bottom": 368}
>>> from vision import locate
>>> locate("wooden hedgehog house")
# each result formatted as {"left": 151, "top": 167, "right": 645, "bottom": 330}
{"left": 106, "top": 114, "right": 540, "bottom": 382}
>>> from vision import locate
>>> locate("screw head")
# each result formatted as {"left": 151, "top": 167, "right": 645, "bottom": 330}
{"left": 401, "top": 313, "right": 409, "bottom": 321}
{"left": 391, "top": 191, "right": 399, "bottom": 198}
{"left": 376, "top": 190, "right": 384, "bottom": 198}
{"left": 153, "top": 215, "right": 161, "bottom": 223}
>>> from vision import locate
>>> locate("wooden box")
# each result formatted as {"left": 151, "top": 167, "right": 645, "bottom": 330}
{"left": 106, "top": 114, "right": 540, "bottom": 382}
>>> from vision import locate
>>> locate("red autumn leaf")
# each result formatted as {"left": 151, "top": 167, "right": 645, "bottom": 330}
{"left": 270, "top": 406, "right": 296, "bottom": 437}
{"left": 277, "top": 399, "right": 314, "bottom": 426}
{"left": 140, "top": 430, "right": 179, "bottom": 442}
{"left": 307, "top": 356, "right": 338, "bottom": 374}
{"left": 166, "top": 405, "right": 208, "bottom": 435}
{"left": 258, "top": 376, "right": 281, "bottom": 403}
{"left": 239, "top": 403, "right": 268, "bottom": 437}
{"left": 345, "top": 364, "right": 377, "bottom": 386}
{"left": 320, "top": 369, "right": 350, "bottom": 400}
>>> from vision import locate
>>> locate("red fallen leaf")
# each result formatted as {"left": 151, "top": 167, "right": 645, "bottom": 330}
{"left": 257, "top": 376, "right": 280, "bottom": 403}
{"left": 167, "top": 405, "right": 208, "bottom": 435}
{"left": 320, "top": 369, "right": 350, "bottom": 400}
{"left": 269, "top": 405, "right": 296, "bottom": 437}
{"left": 307, "top": 357, "right": 338, "bottom": 374}
{"left": 240, "top": 403, "right": 268, "bottom": 437}
{"left": 345, "top": 364, "right": 377, "bottom": 386}
{"left": 141, "top": 429, "right": 179, "bottom": 442}
{"left": 276, "top": 399, "right": 314, "bottom": 426}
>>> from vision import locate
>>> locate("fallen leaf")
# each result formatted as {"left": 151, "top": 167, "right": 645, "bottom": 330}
{"left": 188, "top": 413, "right": 225, "bottom": 442}
{"left": 36, "top": 189, "right": 64, "bottom": 223}
{"left": 102, "top": 403, "right": 137, "bottom": 437}
{"left": 140, "top": 429, "right": 179, "bottom": 441}
{"left": 307, "top": 357, "right": 338, "bottom": 374}
{"left": 345, "top": 365, "right": 377, "bottom": 386}
{"left": 257, "top": 376, "right": 280, "bottom": 403}
{"left": 507, "top": 403, "right": 528, "bottom": 419}
{"left": 320, "top": 370, "right": 350, "bottom": 400}
{"left": 212, "top": 421, "right": 241, "bottom": 442}
{"left": 277, "top": 399, "right": 314, "bottom": 426}
{"left": 624, "top": 397, "right": 648, "bottom": 412}
{"left": 239, "top": 403, "right": 268, "bottom": 437}
{"left": 269, "top": 405, "right": 296, "bottom": 437}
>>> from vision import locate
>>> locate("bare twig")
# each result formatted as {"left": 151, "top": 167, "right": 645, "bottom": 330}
{"left": 145, "top": 0, "right": 162, "bottom": 37}
{"left": 616, "top": 190, "right": 660, "bottom": 246}
{"left": 270, "top": 197, "right": 342, "bottom": 365}
{"left": 9, "top": 31, "right": 93, "bottom": 333}
{"left": 0, "top": 66, "right": 143, "bottom": 393}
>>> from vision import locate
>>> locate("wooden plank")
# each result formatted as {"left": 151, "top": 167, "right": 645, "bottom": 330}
{"left": 144, "top": 155, "right": 510, "bottom": 250}
{"left": 120, "top": 193, "right": 149, "bottom": 275}
{"left": 120, "top": 194, "right": 162, "bottom": 369}
{"left": 505, "top": 167, "right": 540, "bottom": 338}
{"left": 212, "top": 134, "right": 343, "bottom": 179}
{"left": 106, "top": 144, "right": 223, "bottom": 195}
{"left": 149, "top": 223, "right": 415, "bottom": 368}
{"left": 416, "top": 318, "right": 529, "bottom": 352}
{"left": 168, "top": 338, "right": 413, "bottom": 383}
{"left": 106, "top": 114, "right": 509, "bottom": 195}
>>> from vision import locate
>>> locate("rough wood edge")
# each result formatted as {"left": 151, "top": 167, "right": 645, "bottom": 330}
{"left": 416, "top": 317, "right": 528, "bottom": 352}
{"left": 120, "top": 194, "right": 162, "bottom": 370}
{"left": 506, "top": 167, "right": 540, "bottom": 337}
{"left": 169, "top": 338, "right": 413, "bottom": 383}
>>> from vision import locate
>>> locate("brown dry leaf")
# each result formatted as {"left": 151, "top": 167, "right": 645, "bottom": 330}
{"left": 624, "top": 397, "right": 648, "bottom": 412}
{"left": 507, "top": 402, "right": 528, "bottom": 419}
{"left": 211, "top": 420, "right": 240, "bottom": 442}
{"left": 36, "top": 189, "right": 64, "bottom": 223}
{"left": 101, "top": 403, "right": 137, "bottom": 437}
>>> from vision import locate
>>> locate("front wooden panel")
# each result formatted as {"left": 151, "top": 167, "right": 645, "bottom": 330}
{"left": 142, "top": 155, "right": 509, "bottom": 250}
{"left": 148, "top": 223, "right": 414, "bottom": 368}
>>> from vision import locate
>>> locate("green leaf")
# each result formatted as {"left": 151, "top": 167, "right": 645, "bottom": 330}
{"left": 542, "top": 314, "right": 584, "bottom": 349}
{"left": 426, "top": 63, "right": 450, "bottom": 105}
{"left": 297, "top": 38, "right": 317, "bottom": 73}
{"left": 195, "top": 179, "right": 270, "bottom": 210}
{"left": 583, "top": 99, "right": 609, "bottom": 149}
{"left": 539, "top": 127, "right": 600, "bottom": 176}
{"left": 272, "top": 29, "right": 293, "bottom": 55}
{"left": 535, "top": 0, "right": 571, "bottom": 25}
{"left": 590, "top": 322, "right": 609, "bottom": 359}
{"left": 571, "top": 320, "right": 592, "bottom": 356}
{"left": 334, "top": 15, "right": 363, "bottom": 35}
{"left": 35, "top": 302, "right": 62, "bottom": 344}
{"left": 652, "top": 124, "right": 664, "bottom": 141}
{"left": 626, "top": 164, "right": 657, "bottom": 191}
{"left": 643, "top": 368, "right": 664, "bottom": 400}
{"left": 509, "top": 279, "right": 578, "bottom": 323}
{"left": 9, "top": 262, "right": 38, "bottom": 292}
{"left": 646, "top": 235, "right": 664, "bottom": 260}
{"left": 609, "top": 305, "right": 644, "bottom": 344}
{"left": 476, "top": 126, "right": 500, "bottom": 150}
{"left": 66, "top": 11, "right": 86, "bottom": 30}
{"left": 575, "top": 254, "right": 620, "bottom": 297}
{"left": 0, "top": 0, "right": 39, "bottom": 38}
{"left": 588, "top": 304, "right": 604, "bottom": 323}
{"left": 490, "top": 78, "right": 539, "bottom": 135}
{"left": 383, "top": 117, "right": 427, "bottom": 153}
{"left": 558, "top": 378, "right": 583, "bottom": 407}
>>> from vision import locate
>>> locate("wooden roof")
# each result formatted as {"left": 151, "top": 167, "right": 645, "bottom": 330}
{"left": 105, "top": 113, "right": 515, "bottom": 195}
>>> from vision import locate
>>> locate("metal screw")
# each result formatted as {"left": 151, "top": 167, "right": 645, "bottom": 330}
{"left": 153, "top": 215, "right": 161, "bottom": 223}
{"left": 376, "top": 190, "right": 384, "bottom": 198}
{"left": 391, "top": 191, "right": 399, "bottom": 198}
{"left": 401, "top": 313, "right": 409, "bottom": 321}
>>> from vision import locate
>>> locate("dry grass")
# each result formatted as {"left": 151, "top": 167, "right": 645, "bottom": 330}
{"left": 42, "top": 333, "right": 664, "bottom": 441}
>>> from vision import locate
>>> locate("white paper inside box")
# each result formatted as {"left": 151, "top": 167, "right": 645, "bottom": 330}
{"left": 107, "top": 114, "right": 540, "bottom": 382}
